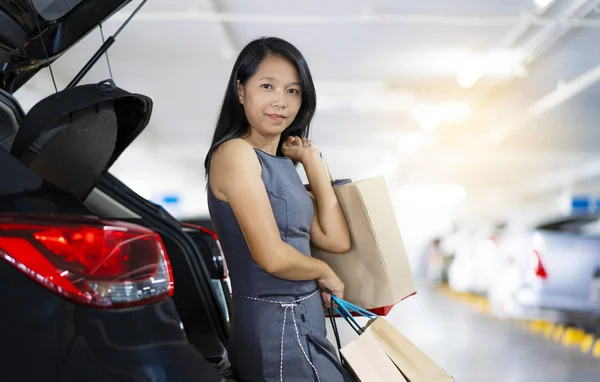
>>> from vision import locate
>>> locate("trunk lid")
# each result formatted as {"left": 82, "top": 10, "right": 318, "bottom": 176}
{"left": 0, "top": 0, "right": 131, "bottom": 93}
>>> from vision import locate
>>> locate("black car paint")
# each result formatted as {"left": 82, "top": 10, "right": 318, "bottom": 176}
{"left": 1, "top": 259, "right": 222, "bottom": 382}
{"left": 1, "top": 1, "right": 229, "bottom": 379}
{"left": 0, "top": 0, "right": 132, "bottom": 93}
{"left": 0, "top": 148, "right": 224, "bottom": 381}
{"left": 97, "top": 173, "right": 229, "bottom": 362}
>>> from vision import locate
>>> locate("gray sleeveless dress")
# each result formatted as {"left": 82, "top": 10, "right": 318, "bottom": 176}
{"left": 207, "top": 148, "right": 346, "bottom": 382}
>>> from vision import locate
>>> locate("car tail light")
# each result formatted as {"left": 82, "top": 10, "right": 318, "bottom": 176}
{"left": 0, "top": 214, "right": 174, "bottom": 308}
{"left": 532, "top": 249, "right": 548, "bottom": 280}
{"left": 182, "top": 223, "right": 228, "bottom": 279}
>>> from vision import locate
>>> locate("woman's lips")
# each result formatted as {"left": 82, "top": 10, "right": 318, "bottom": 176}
{"left": 267, "top": 114, "right": 285, "bottom": 121}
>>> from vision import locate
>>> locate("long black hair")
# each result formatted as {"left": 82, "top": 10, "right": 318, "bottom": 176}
{"left": 204, "top": 37, "right": 317, "bottom": 175}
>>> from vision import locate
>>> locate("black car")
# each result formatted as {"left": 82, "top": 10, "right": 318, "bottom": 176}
{"left": 1, "top": 1, "right": 231, "bottom": 381}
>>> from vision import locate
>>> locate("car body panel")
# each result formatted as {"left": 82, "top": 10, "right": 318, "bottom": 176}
{"left": 1, "top": 2, "right": 230, "bottom": 379}
{"left": 0, "top": 99, "right": 226, "bottom": 379}
{"left": 488, "top": 222, "right": 600, "bottom": 321}
{"left": 0, "top": 258, "right": 221, "bottom": 382}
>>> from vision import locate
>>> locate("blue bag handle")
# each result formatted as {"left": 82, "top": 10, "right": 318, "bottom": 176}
{"left": 334, "top": 306, "right": 363, "bottom": 335}
{"left": 331, "top": 296, "right": 380, "bottom": 336}
{"left": 332, "top": 296, "right": 378, "bottom": 319}
{"left": 332, "top": 297, "right": 363, "bottom": 332}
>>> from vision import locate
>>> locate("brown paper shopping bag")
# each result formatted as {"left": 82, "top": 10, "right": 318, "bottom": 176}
{"left": 366, "top": 318, "right": 454, "bottom": 382}
{"left": 311, "top": 175, "right": 416, "bottom": 310}
{"left": 340, "top": 326, "right": 408, "bottom": 381}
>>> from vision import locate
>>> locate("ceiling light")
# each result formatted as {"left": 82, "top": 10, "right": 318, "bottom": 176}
{"left": 457, "top": 50, "right": 526, "bottom": 88}
{"left": 457, "top": 56, "right": 486, "bottom": 88}
{"left": 532, "top": 0, "right": 554, "bottom": 8}
{"left": 410, "top": 101, "right": 472, "bottom": 132}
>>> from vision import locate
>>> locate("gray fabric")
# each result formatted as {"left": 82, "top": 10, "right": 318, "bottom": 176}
{"left": 208, "top": 148, "right": 345, "bottom": 382}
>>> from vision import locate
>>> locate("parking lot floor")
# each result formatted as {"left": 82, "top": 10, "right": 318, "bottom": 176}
{"left": 327, "top": 283, "right": 600, "bottom": 382}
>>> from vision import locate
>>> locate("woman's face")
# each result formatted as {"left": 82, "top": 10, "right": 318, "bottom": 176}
{"left": 237, "top": 54, "right": 302, "bottom": 138}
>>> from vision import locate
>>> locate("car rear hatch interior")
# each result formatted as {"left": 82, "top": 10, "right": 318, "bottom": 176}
{"left": 0, "top": 0, "right": 132, "bottom": 93}
{"left": 1, "top": 0, "right": 229, "bottom": 364}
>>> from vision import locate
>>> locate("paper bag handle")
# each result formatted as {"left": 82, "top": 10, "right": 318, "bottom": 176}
{"left": 335, "top": 306, "right": 363, "bottom": 335}
{"left": 333, "top": 296, "right": 378, "bottom": 319}
{"left": 332, "top": 295, "right": 378, "bottom": 336}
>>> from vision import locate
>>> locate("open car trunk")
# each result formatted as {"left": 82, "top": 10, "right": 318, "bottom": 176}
{"left": 1, "top": 0, "right": 132, "bottom": 93}
{"left": 1, "top": 0, "right": 229, "bottom": 368}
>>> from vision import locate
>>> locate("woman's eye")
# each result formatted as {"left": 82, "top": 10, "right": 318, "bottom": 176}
{"left": 288, "top": 89, "right": 300, "bottom": 94}
{"left": 261, "top": 84, "right": 273, "bottom": 90}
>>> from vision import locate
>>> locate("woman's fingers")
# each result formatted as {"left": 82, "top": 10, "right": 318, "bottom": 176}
{"left": 284, "top": 136, "right": 315, "bottom": 149}
{"left": 322, "top": 291, "right": 332, "bottom": 308}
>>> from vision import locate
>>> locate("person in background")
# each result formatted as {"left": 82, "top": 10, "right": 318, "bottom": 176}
{"left": 426, "top": 237, "right": 445, "bottom": 286}
{"left": 204, "top": 37, "right": 351, "bottom": 382}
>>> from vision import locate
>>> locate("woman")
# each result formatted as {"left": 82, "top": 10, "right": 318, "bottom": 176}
{"left": 205, "top": 37, "right": 352, "bottom": 382}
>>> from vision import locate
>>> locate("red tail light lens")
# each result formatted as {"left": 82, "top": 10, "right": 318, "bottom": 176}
{"left": 0, "top": 215, "right": 174, "bottom": 308}
{"left": 532, "top": 249, "right": 548, "bottom": 280}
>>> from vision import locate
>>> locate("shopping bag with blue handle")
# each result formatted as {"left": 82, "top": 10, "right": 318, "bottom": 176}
{"left": 331, "top": 296, "right": 455, "bottom": 382}
{"left": 307, "top": 152, "right": 417, "bottom": 313}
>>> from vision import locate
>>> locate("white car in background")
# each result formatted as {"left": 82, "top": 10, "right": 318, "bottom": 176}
{"left": 487, "top": 216, "right": 600, "bottom": 325}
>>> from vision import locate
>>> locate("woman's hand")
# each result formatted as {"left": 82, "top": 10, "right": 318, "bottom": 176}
{"left": 282, "top": 136, "right": 320, "bottom": 163}
{"left": 317, "top": 269, "right": 344, "bottom": 308}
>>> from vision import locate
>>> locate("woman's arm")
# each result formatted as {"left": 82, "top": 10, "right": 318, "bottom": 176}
{"left": 292, "top": 140, "right": 351, "bottom": 254}
{"left": 210, "top": 139, "right": 344, "bottom": 295}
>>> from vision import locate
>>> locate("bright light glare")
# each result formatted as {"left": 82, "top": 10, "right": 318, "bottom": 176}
{"left": 315, "top": 81, "right": 387, "bottom": 96}
{"left": 396, "top": 133, "right": 435, "bottom": 155}
{"left": 457, "top": 50, "right": 526, "bottom": 88}
{"left": 355, "top": 92, "right": 414, "bottom": 112}
{"left": 410, "top": 102, "right": 472, "bottom": 132}
{"left": 395, "top": 184, "right": 466, "bottom": 207}
{"left": 370, "top": 156, "right": 399, "bottom": 180}
{"left": 369, "top": 133, "right": 435, "bottom": 179}
{"left": 533, "top": 0, "right": 554, "bottom": 8}
{"left": 318, "top": 92, "right": 413, "bottom": 113}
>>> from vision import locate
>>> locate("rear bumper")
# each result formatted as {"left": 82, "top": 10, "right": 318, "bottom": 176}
{"left": 514, "top": 286, "right": 600, "bottom": 315}
{"left": 0, "top": 258, "right": 222, "bottom": 382}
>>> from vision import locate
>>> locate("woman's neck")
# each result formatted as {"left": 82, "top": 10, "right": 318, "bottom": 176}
{"left": 243, "top": 131, "right": 281, "bottom": 156}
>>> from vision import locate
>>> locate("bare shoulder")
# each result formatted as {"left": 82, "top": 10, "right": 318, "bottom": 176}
{"left": 212, "top": 139, "right": 259, "bottom": 172}
{"left": 210, "top": 139, "right": 261, "bottom": 197}
{"left": 215, "top": 138, "right": 254, "bottom": 156}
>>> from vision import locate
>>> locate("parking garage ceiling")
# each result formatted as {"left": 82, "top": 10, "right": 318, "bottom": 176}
{"left": 16, "top": 0, "right": 600, "bottom": 229}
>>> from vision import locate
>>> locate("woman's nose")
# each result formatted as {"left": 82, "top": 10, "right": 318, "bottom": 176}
{"left": 272, "top": 90, "right": 287, "bottom": 108}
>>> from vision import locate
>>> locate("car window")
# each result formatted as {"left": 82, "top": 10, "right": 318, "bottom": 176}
{"left": 537, "top": 217, "right": 600, "bottom": 236}
{"left": 31, "top": 0, "right": 83, "bottom": 20}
